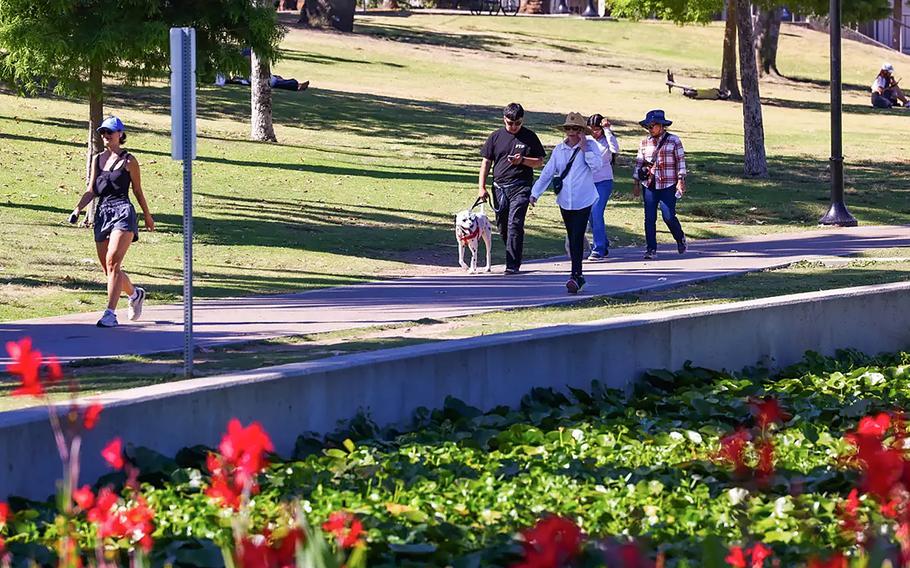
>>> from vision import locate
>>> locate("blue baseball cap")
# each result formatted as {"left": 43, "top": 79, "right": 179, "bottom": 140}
{"left": 96, "top": 116, "right": 125, "bottom": 133}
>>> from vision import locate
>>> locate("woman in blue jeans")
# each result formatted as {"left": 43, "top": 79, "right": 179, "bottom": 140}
{"left": 585, "top": 114, "right": 619, "bottom": 262}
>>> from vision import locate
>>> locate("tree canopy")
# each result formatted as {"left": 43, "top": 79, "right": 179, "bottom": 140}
{"left": 0, "top": 0, "right": 284, "bottom": 98}
{"left": 605, "top": 0, "right": 890, "bottom": 25}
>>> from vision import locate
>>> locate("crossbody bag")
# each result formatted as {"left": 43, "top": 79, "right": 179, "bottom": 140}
{"left": 552, "top": 147, "right": 581, "bottom": 195}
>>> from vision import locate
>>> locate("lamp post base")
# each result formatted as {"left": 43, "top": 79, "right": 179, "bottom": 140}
{"left": 581, "top": 0, "right": 598, "bottom": 16}
{"left": 555, "top": 0, "right": 569, "bottom": 13}
{"left": 818, "top": 201, "right": 858, "bottom": 227}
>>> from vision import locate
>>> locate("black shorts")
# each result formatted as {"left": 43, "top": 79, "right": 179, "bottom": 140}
{"left": 94, "top": 201, "right": 139, "bottom": 243}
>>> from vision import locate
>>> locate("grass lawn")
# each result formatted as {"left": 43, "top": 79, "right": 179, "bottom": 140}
{"left": 2, "top": 253, "right": 909, "bottom": 412}
{"left": 0, "top": 14, "right": 909, "bottom": 322}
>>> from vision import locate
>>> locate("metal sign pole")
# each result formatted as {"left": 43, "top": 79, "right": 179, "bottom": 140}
{"left": 170, "top": 28, "right": 197, "bottom": 378}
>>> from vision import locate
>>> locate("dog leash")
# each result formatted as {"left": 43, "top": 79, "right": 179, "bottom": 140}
{"left": 469, "top": 196, "right": 487, "bottom": 211}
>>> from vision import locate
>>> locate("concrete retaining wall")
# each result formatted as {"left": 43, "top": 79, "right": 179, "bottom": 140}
{"left": 4, "top": 281, "right": 910, "bottom": 500}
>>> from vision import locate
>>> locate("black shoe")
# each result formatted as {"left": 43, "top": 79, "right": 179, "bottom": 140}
{"left": 566, "top": 277, "right": 579, "bottom": 294}
{"left": 575, "top": 275, "right": 586, "bottom": 293}
{"left": 677, "top": 238, "right": 687, "bottom": 254}
{"left": 644, "top": 250, "right": 656, "bottom": 260}
{"left": 504, "top": 267, "right": 519, "bottom": 275}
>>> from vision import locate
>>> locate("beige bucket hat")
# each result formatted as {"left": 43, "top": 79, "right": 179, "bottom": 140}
{"left": 556, "top": 112, "right": 593, "bottom": 134}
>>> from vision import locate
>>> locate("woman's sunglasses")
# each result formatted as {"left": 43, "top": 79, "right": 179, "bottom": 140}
{"left": 564, "top": 126, "right": 583, "bottom": 132}
{"left": 99, "top": 128, "right": 113, "bottom": 135}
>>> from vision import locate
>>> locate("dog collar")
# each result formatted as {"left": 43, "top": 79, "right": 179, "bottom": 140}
{"left": 459, "top": 228, "right": 480, "bottom": 243}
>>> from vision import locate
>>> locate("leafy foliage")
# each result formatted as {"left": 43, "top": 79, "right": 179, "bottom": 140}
{"left": 0, "top": 0, "right": 285, "bottom": 97}
{"left": 8, "top": 349, "right": 910, "bottom": 565}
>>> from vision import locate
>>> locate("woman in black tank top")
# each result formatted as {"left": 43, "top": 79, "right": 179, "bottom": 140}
{"left": 69, "top": 116, "right": 155, "bottom": 328}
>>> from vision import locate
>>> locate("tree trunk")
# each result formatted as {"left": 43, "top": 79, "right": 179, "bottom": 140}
{"left": 300, "top": 0, "right": 355, "bottom": 31}
{"left": 250, "top": 49, "right": 277, "bottom": 143}
{"left": 83, "top": 62, "right": 104, "bottom": 227}
{"left": 894, "top": 0, "right": 904, "bottom": 51}
{"left": 736, "top": 0, "right": 769, "bottom": 178}
{"left": 756, "top": 6, "right": 782, "bottom": 77}
{"left": 720, "top": 0, "right": 742, "bottom": 101}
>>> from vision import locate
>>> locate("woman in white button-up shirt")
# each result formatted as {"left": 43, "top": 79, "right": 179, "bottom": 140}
{"left": 530, "top": 112, "right": 602, "bottom": 294}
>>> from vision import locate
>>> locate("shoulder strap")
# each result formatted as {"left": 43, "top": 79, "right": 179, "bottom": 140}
{"left": 650, "top": 133, "right": 670, "bottom": 164}
{"left": 560, "top": 146, "right": 582, "bottom": 179}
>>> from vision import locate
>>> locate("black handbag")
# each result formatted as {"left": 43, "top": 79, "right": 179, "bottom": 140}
{"left": 552, "top": 147, "right": 581, "bottom": 195}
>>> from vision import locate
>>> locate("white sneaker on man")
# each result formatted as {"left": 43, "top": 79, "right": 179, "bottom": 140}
{"left": 128, "top": 287, "right": 146, "bottom": 321}
{"left": 96, "top": 309, "right": 118, "bottom": 328}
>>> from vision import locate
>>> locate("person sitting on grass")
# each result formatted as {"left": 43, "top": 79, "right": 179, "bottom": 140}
{"left": 871, "top": 63, "right": 908, "bottom": 109}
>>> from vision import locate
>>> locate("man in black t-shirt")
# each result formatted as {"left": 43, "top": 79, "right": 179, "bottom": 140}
{"left": 478, "top": 102, "right": 546, "bottom": 274}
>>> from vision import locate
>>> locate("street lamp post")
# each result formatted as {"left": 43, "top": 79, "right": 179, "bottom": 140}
{"left": 818, "top": 0, "right": 857, "bottom": 227}
{"left": 554, "top": 0, "right": 570, "bottom": 13}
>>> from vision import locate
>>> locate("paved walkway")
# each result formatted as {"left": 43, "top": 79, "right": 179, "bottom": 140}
{"left": 3, "top": 225, "right": 910, "bottom": 362}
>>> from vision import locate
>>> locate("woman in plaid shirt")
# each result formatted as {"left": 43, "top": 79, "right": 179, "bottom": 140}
{"left": 632, "top": 109, "right": 687, "bottom": 260}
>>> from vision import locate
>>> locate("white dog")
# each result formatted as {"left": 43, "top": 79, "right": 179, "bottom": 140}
{"left": 455, "top": 206, "right": 492, "bottom": 274}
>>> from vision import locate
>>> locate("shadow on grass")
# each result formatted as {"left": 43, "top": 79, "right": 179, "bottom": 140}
{"left": 761, "top": 96, "right": 908, "bottom": 116}
{"left": 352, "top": 20, "right": 510, "bottom": 51}
{"left": 279, "top": 48, "right": 407, "bottom": 68}
{"left": 679, "top": 150, "right": 910, "bottom": 229}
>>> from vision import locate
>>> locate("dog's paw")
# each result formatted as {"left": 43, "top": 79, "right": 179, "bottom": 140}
{"left": 484, "top": 266, "right": 491, "bottom": 273}
{"left": 459, "top": 262, "right": 468, "bottom": 269}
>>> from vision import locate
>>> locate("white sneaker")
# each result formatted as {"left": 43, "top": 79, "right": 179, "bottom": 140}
{"left": 128, "top": 287, "right": 146, "bottom": 321}
{"left": 96, "top": 309, "right": 118, "bottom": 328}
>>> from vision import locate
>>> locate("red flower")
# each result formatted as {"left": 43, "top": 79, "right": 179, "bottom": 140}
{"left": 205, "top": 471, "right": 241, "bottom": 510}
{"left": 6, "top": 338, "right": 44, "bottom": 396}
{"left": 46, "top": 356, "right": 63, "bottom": 383}
{"left": 750, "top": 397, "right": 790, "bottom": 429}
{"left": 87, "top": 488, "right": 118, "bottom": 523}
{"left": 206, "top": 420, "right": 274, "bottom": 510}
{"left": 90, "top": 493, "right": 155, "bottom": 552}
{"left": 83, "top": 402, "right": 103, "bottom": 430}
{"left": 0, "top": 502, "right": 9, "bottom": 524}
{"left": 512, "top": 515, "right": 582, "bottom": 568}
{"left": 748, "top": 542, "right": 772, "bottom": 568}
{"left": 858, "top": 413, "right": 891, "bottom": 438}
{"left": 322, "top": 511, "right": 365, "bottom": 549}
{"left": 240, "top": 535, "right": 272, "bottom": 568}
{"left": 220, "top": 419, "right": 274, "bottom": 486}
{"left": 808, "top": 553, "right": 848, "bottom": 568}
{"left": 717, "top": 429, "right": 751, "bottom": 475}
{"left": 239, "top": 529, "right": 305, "bottom": 568}
{"left": 273, "top": 528, "right": 305, "bottom": 565}
{"left": 725, "top": 546, "right": 746, "bottom": 568}
{"left": 755, "top": 439, "right": 775, "bottom": 478}
{"left": 839, "top": 488, "right": 862, "bottom": 534}
{"left": 101, "top": 438, "right": 124, "bottom": 470}
{"left": 73, "top": 485, "right": 95, "bottom": 510}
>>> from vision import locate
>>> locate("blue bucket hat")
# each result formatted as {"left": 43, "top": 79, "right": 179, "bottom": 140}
{"left": 639, "top": 109, "right": 672, "bottom": 128}
{"left": 96, "top": 116, "right": 125, "bottom": 133}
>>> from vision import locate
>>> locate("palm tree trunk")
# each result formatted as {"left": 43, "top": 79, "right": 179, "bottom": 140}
{"left": 736, "top": 0, "right": 768, "bottom": 178}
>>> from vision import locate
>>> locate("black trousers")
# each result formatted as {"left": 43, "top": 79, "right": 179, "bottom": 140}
{"left": 560, "top": 206, "right": 592, "bottom": 278}
{"left": 494, "top": 183, "right": 531, "bottom": 270}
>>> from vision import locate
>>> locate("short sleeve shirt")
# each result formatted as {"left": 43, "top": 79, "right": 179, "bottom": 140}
{"left": 480, "top": 127, "right": 546, "bottom": 187}
{"left": 872, "top": 75, "right": 888, "bottom": 93}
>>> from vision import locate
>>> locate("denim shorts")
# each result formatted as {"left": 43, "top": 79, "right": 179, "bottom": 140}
{"left": 94, "top": 201, "right": 139, "bottom": 243}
